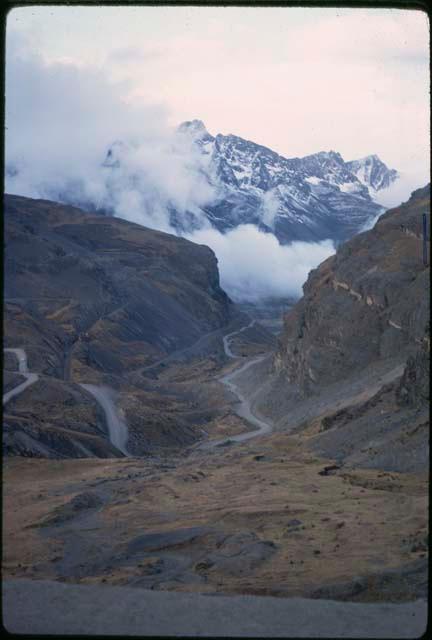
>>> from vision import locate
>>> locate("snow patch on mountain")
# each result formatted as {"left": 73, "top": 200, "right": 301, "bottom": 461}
{"left": 346, "top": 154, "right": 399, "bottom": 192}
{"left": 305, "top": 176, "right": 322, "bottom": 185}
{"left": 174, "top": 120, "right": 399, "bottom": 244}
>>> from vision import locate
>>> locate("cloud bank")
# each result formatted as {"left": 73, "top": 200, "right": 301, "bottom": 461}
{"left": 187, "top": 226, "right": 335, "bottom": 302}
{"left": 5, "top": 33, "right": 215, "bottom": 234}
{"left": 373, "top": 171, "right": 429, "bottom": 210}
{"left": 5, "top": 34, "right": 339, "bottom": 302}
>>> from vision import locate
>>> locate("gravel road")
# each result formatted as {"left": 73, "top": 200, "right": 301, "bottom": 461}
{"left": 3, "top": 579, "right": 427, "bottom": 637}
{"left": 3, "top": 348, "right": 39, "bottom": 406}
{"left": 80, "top": 384, "right": 130, "bottom": 456}
{"left": 199, "top": 321, "right": 273, "bottom": 449}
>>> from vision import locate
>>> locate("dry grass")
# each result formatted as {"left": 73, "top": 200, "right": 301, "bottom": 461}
{"left": 3, "top": 430, "right": 428, "bottom": 598}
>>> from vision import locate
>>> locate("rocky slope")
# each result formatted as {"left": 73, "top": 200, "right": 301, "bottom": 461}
{"left": 274, "top": 185, "right": 429, "bottom": 391}
{"left": 4, "top": 430, "right": 428, "bottom": 602}
{"left": 260, "top": 185, "right": 430, "bottom": 472}
{"left": 3, "top": 194, "right": 234, "bottom": 457}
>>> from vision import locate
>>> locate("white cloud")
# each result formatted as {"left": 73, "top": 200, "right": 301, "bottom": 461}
{"left": 260, "top": 190, "right": 280, "bottom": 229}
{"left": 6, "top": 39, "right": 337, "bottom": 306}
{"left": 187, "top": 226, "right": 335, "bottom": 302}
{"left": 5, "top": 35, "right": 215, "bottom": 233}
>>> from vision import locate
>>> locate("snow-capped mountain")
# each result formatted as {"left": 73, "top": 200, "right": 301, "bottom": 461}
{"left": 9, "top": 117, "right": 398, "bottom": 247}
{"left": 172, "top": 120, "right": 398, "bottom": 244}
{"left": 346, "top": 155, "right": 399, "bottom": 192}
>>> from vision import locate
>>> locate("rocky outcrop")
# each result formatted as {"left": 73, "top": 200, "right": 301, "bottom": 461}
{"left": 307, "top": 334, "right": 430, "bottom": 472}
{"left": 268, "top": 185, "right": 430, "bottom": 472}
{"left": 274, "top": 184, "right": 430, "bottom": 396}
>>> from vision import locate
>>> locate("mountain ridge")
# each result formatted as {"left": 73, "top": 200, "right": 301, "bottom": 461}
{"left": 6, "top": 120, "right": 399, "bottom": 247}
{"left": 179, "top": 120, "right": 398, "bottom": 243}
{"left": 103, "top": 119, "right": 398, "bottom": 244}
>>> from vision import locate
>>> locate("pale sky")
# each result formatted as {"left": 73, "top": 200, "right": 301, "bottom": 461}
{"left": 7, "top": 5, "right": 430, "bottom": 178}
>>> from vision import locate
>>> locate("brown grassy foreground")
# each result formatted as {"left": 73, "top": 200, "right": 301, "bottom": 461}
{"left": 3, "top": 428, "right": 428, "bottom": 601}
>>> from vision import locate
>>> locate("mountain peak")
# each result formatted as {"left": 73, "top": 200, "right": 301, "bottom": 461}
{"left": 304, "top": 150, "right": 345, "bottom": 165}
{"left": 346, "top": 155, "right": 398, "bottom": 191}
{"left": 95, "top": 121, "right": 398, "bottom": 246}
{"left": 353, "top": 154, "right": 381, "bottom": 165}
{"left": 177, "top": 119, "right": 213, "bottom": 141}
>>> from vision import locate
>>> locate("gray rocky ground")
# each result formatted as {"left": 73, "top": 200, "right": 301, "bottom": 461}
{"left": 3, "top": 578, "right": 427, "bottom": 638}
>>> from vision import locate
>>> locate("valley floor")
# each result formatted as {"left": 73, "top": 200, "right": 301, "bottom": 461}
{"left": 2, "top": 306, "right": 428, "bottom": 631}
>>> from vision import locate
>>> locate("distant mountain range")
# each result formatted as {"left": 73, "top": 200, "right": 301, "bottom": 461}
{"left": 103, "top": 120, "right": 399, "bottom": 244}
{"left": 7, "top": 119, "right": 399, "bottom": 246}
{"left": 176, "top": 120, "right": 398, "bottom": 243}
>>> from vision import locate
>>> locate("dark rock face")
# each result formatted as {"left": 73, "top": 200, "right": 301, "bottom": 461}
{"left": 274, "top": 184, "right": 430, "bottom": 395}
{"left": 3, "top": 194, "right": 233, "bottom": 458}
{"left": 269, "top": 185, "right": 430, "bottom": 472}
{"left": 310, "top": 368, "right": 429, "bottom": 472}
{"left": 4, "top": 194, "right": 232, "bottom": 375}
{"left": 396, "top": 338, "right": 430, "bottom": 408}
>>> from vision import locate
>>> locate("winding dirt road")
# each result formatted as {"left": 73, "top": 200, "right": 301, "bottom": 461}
{"left": 4, "top": 321, "right": 270, "bottom": 455}
{"left": 3, "top": 347, "right": 130, "bottom": 456}
{"left": 3, "top": 349, "right": 39, "bottom": 406}
{"left": 201, "top": 321, "right": 273, "bottom": 449}
{"left": 80, "top": 384, "right": 130, "bottom": 456}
